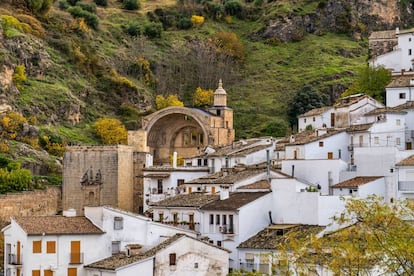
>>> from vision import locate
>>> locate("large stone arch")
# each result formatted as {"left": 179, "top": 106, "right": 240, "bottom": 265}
{"left": 142, "top": 107, "right": 212, "bottom": 165}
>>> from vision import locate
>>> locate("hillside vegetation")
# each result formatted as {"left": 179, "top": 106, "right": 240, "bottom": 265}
{"left": 0, "top": 0, "right": 413, "bottom": 181}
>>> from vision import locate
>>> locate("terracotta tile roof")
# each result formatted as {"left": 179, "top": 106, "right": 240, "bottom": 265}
{"left": 238, "top": 180, "right": 270, "bottom": 190}
{"left": 387, "top": 74, "right": 414, "bottom": 88}
{"left": 346, "top": 123, "right": 373, "bottom": 132}
{"left": 149, "top": 193, "right": 219, "bottom": 208}
{"left": 369, "top": 30, "right": 396, "bottom": 40}
{"left": 334, "top": 94, "right": 368, "bottom": 108}
{"left": 208, "top": 139, "right": 273, "bottom": 158}
{"left": 297, "top": 106, "right": 332, "bottom": 118}
{"left": 13, "top": 216, "right": 104, "bottom": 235}
{"left": 398, "top": 28, "right": 414, "bottom": 35}
{"left": 237, "top": 224, "right": 324, "bottom": 250}
{"left": 200, "top": 192, "right": 270, "bottom": 211}
{"left": 392, "top": 101, "right": 414, "bottom": 110}
{"left": 286, "top": 128, "right": 345, "bottom": 146}
{"left": 396, "top": 155, "right": 414, "bottom": 166}
{"left": 186, "top": 165, "right": 269, "bottom": 185}
{"left": 85, "top": 234, "right": 230, "bottom": 270}
{"left": 364, "top": 107, "right": 406, "bottom": 116}
{"left": 331, "top": 176, "right": 382, "bottom": 188}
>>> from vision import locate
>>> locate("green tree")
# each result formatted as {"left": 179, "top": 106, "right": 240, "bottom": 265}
{"left": 261, "top": 119, "right": 288, "bottom": 138}
{"left": 288, "top": 84, "right": 326, "bottom": 128}
{"left": 342, "top": 65, "right": 391, "bottom": 103}
{"left": 193, "top": 87, "right": 213, "bottom": 107}
{"left": 122, "top": 0, "right": 140, "bottom": 10}
{"left": 94, "top": 118, "right": 127, "bottom": 145}
{"left": 279, "top": 196, "right": 414, "bottom": 275}
{"left": 155, "top": 95, "right": 184, "bottom": 110}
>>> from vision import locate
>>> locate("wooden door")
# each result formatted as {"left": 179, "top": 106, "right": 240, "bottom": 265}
{"left": 16, "top": 269, "right": 20, "bottom": 276}
{"left": 327, "top": 152, "right": 333, "bottom": 159}
{"left": 211, "top": 186, "right": 216, "bottom": 194}
{"left": 188, "top": 187, "right": 192, "bottom": 193}
{"left": 32, "top": 270, "right": 40, "bottom": 276}
{"left": 67, "top": 268, "right": 77, "bottom": 276}
{"left": 70, "top": 241, "right": 81, "bottom": 264}
{"left": 44, "top": 270, "right": 53, "bottom": 276}
{"left": 407, "top": 142, "right": 412, "bottom": 150}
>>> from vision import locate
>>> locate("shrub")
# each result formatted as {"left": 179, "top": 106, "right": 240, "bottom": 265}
{"left": 25, "top": 0, "right": 54, "bottom": 14}
{"left": 143, "top": 22, "right": 163, "bottom": 38}
{"left": 125, "top": 21, "right": 141, "bottom": 36}
{"left": 191, "top": 15, "right": 205, "bottom": 27}
{"left": 94, "top": 0, "right": 108, "bottom": 6}
{"left": 1, "top": 15, "right": 32, "bottom": 37}
{"left": 16, "top": 14, "right": 45, "bottom": 37}
{"left": 210, "top": 31, "right": 245, "bottom": 61}
{"left": 40, "top": 136, "right": 66, "bottom": 156}
{"left": 0, "top": 112, "right": 27, "bottom": 140}
{"left": 76, "top": 2, "right": 97, "bottom": 13}
{"left": 0, "top": 167, "right": 33, "bottom": 194}
{"left": 224, "top": 0, "right": 243, "bottom": 16}
{"left": 177, "top": 17, "right": 192, "bottom": 30}
{"left": 122, "top": 0, "right": 140, "bottom": 10}
{"left": 67, "top": 0, "right": 81, "bottom": 5}
{"left": 68, "top": 6, "right": 99, "bottom": 29}
{"left": 94, "top": 118, "right": 128, "bottom": 145}
{"left": 58, "top": 0, "right": 69, "bottom": 10}
{"left": 12, "top": 65, "right": 27, "bottom": 89}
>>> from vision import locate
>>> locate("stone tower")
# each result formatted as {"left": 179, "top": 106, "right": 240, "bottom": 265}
{"left": 213, "top": 79, "right": 227, "bottom": 107}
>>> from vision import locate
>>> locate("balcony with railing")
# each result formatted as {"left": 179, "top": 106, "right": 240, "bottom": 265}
{"left": 69, "top": 252, "right": 84, "bottom": 264}
{"left": 399, "top": 181, "right": 414, "bottom": 192}
{"left": 7, "top": 253, "right": 22, "bottom": 266}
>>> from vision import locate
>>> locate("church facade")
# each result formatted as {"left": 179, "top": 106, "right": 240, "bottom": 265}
{"left": 62, "top": 80, "right": 235, "bottom": 214}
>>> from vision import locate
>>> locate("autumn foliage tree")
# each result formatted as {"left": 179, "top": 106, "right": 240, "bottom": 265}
{"left": 210, "top": 31, "right": 245, "bottom": 61}
{"left": 94, "top": 118, "right": 127, "bottom": 145}
{"left": 193, "top": 87, "right": 213, "bottom": 107}
{"left": 155, "top": 95, "right": 184, "bottom": 110}
{"left": 279, "top": 196, "right": 414, "bottom": 275}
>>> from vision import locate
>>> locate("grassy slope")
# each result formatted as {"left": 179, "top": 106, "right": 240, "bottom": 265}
{"left": 2, "top": 0, "right": 368, "bottom": 143}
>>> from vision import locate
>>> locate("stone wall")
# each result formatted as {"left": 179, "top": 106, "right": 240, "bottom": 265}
{"left": 0, "top": 186, "right": 61, "bottom": 223}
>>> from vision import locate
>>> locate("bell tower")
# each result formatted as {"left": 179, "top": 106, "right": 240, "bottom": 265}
{"left": 214, "top": 79, "right": 227, "bottom": 107}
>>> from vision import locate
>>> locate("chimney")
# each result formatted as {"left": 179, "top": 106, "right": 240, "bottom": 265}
{"left": 63, "top": 208, "right": 76, "bottom": 217}
{"left": 173, "top": 151, "right": 177, "bottom": 168}
{"left": 125, "top": 244, "right": 143, "bottom": 257}
{"left": 220, "top": 185, "right": 230, "bottom": 200}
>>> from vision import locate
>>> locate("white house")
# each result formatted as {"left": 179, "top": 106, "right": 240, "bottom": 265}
{"left": 369, "top": 27, "right": 414, "bottom": 72}
{"left": 84, "top": 234, "right": 230, "bottom": 276}
{"left": 297, "top": 106, "right": 334, "bottom": 132}
{"left": 281, "top": 159, "right": 349, "bottom": 196}
{"left": 330, "top": 176, "right": 386, "bottom": 197}
{"left": 2, "top": 213, "right": 108, "bottom": 276}
{"left": 392, "top": 101, "right": 414, "bottom": 149}
{"left": 186, "top": 138, "right": 275, "bottom": 173}
{"left": 199, "top": 192, "right": 272, "bottom": 269}
{"left": 270, "top": 178, "right": 347, "bottom": 226}
{"left": 237, "top": 224, "right": 325, "bottom": 275}
{"left": 395, "top": 155, "right": 414, "bottom": 199}
{"left": 284, "top": 129, "right": 349, "bottom": 162}
{"left": 142, "top": 166, "right": 209, "bottom": 211}
{"left": 333, "top": 94, "right": 384, "bottom": 128}
{"left": 385, "top": 73, "right": 414, "bottom": 107}
{"left": 184, "top": 164, "right": 283, "bottom": 194}
{"left": 84, "top": 206, "right": 197, "bottom": 254}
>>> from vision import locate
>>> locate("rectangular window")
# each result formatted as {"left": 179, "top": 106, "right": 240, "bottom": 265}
{"left": 330, "top": 113, "right": 335, "bottom": 127}
{"left": 209, "top": 214, "right": 214, "bottom": 225}
{"left": 32, "top": 270, "right": 40, "bottom": 276}
{"left": 70, "top": 241, "right": 81, "bottom": 264}
{"left": 217, "top": 240, "right": 222, "bottom": 247}
{"left": 33, "top": 240, "right": 41, "bottom": 253}
{"left": 46, "top": 241, "right": 56, "bottom": 254}
{"left": 397, "top": 137, "right": 401, "bottom": 145}
{"left": 304, "top": 118, "right": 307, "bottom": 123}
{"left": 203, "top": 159, "right": 208, "bottom": 166}
{"left": 409, "top": 49, "right": 412, "bottom": 55}
{"left": 312, "top": 117, "right": 315, "bottom": 122}
{"left": 157, "top": 179, "right": 163, "bottom": 194}
{"left": 112, "top": 241, "right": 120, "bottom": 254}
{"left": 159, "top": 212, "right": 164, "bottom": 221}
{"left": 374, "top": 137, "right": 379, "bottom": 144}
{"left": 169, "top": 253, "right": 177, "bottom": 266}
{"left": 68, "top": 268, "right": 77, "bottom": 276}
{"left": 400, "top": 93, "right": 406, "bottom": 99}
{"left": 319, "top": 141, "right": 324, "bottom": 147}
{"left": 197, "top": 159, "right": 202, "bottom": 166}
{"left": 216, "top": 214, "right": 220, "bottom": 225}
{"left": 188, "top": 187, "right": 192, "bottom": 193}
{"left": 44, "top": 270, "right": 53, "bottom": 276}
{"left": 327, "top": 152, "right": 333, "bottom": 159}
{"left": 396, "top": 119, "right": 401, "bottom": 126}
{"left": 173, "top": 213, "right": 178, "bottom": 224}
{"left": 177, "top": 179, "right": 184, "bottom": 186}
{"left": 222, "top": 215, "right": 227, "bottom": 226}
{"left": 114, "top": 217, "right": 123, "bottom": 230}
